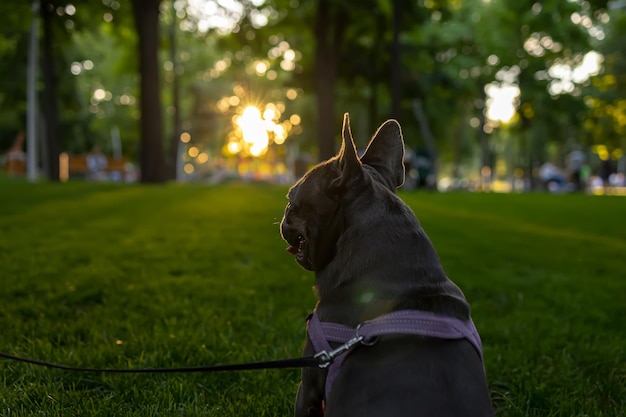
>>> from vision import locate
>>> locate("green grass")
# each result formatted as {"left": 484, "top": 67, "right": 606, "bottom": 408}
{"left": 1, "top": 178, "right": 625, "bottom": 416}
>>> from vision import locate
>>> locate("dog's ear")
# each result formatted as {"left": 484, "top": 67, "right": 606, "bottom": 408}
{"left": 360, "top": 119, "right": 405, "bottom": 190}
{"left": 332, "top": 113, "right": 363, "bottom": 189}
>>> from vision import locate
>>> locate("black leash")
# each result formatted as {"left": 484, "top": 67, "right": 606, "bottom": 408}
{"left": 0, "top": 352, "right": 320, "bottom": 374}
{"left": 0, "top": 331, "right": 363, "bottom": 374}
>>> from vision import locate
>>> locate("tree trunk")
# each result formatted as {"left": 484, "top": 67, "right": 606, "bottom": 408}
{"left": 314, "top": 0, "right": 347, "bottom": 161}
{"left": 412, "top": 99, "right": 438, "bottom": 188}
{"left": 40, "top": 0, "right": 60, "bottom": 181}
{"left": 367, "top": 12, "right": 384, "bottom": 134}
{"left": 478, "top": 90, "right": 491, "bottom": 178}
{"left": 390, "top": 0, "right": 402, "bottom": 120}
{"left": 132, "top": 0, "right": 166, "bottom": 183}
{"left": 165, "top": 3, "right": 181, "bottom": 181}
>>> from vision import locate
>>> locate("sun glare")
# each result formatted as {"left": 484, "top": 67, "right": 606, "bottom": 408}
{"left": 224, "top": 99, "right": 298, "bottom": 159}
{"left": 485, "top": 83, "right": 520, "bottom": 124}
{"left": 238, "top": 106, "right": 270, "bottom": 155}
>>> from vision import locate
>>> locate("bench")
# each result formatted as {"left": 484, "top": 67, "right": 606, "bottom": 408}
{"left": 59, "top": 153, "right": 128, "bottom": 181}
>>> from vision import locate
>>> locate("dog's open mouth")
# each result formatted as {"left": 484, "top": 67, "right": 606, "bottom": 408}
{"left": 286, "top": 235, "right": 306, "bottom": 263}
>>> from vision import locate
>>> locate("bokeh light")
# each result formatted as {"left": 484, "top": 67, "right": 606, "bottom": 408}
{"left": 180, "top": 132, "right": 191, "bottom": 143}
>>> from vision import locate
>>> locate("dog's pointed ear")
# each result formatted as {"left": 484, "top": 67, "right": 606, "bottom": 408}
{"left": 360, "top": 119, "right": 405, "bottom": 190}
{"left": 333, "top": 113, "right": 362, "bottom": 189}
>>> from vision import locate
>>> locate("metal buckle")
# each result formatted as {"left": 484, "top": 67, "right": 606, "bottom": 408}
{"left": 314, "top": 335, "right": 364, "bottom": 368}
{"left": 356, "top": 322, "right": 378, "bottom": 346}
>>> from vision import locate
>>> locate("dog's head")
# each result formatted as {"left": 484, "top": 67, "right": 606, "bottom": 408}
{"left": 280, "top": 113, "right": 405, "bottom": 272}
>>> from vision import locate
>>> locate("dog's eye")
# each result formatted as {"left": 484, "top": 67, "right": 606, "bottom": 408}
{"left": 287, "top": 202, "right": 299, "bottom": 214}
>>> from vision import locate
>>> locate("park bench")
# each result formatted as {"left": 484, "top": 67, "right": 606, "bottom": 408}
{"left": 59, "top": 153, "right": 128, "bottom": 181}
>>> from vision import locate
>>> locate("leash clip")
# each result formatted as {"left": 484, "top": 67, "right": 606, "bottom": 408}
{"left": 314, "top": 335, "right": 364, "bottom": 368}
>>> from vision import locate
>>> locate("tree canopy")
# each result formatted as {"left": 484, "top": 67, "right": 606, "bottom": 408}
{"left": 0, "top": 0, "right": 623, "bottom": 185}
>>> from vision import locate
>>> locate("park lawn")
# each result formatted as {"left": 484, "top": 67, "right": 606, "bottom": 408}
{"left": 0, "top": 179, "right": 625, "bottom": 416}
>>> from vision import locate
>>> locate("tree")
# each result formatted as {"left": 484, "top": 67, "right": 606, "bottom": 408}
{"left": 313, "top": 0, "right": 349, "bottom": 160}
{"left": 165, "top": 2, "right": 181, "bottom": 181}
{"left": 131, "top": 0, "right": 166, "bottom": 183}
{"left": 584, "top": 7, "right": 626, "bottom": 152}
{"left": 2, "top": 0, "right": 621, "bottom": 185}
{"left": 40, "top": 0, "right": 61, "bottom": 181}
{"left": 0, "top": 2, "right": 30, "bottom": 150}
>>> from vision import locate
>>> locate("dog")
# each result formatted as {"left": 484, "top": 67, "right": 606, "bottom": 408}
{"left": 280, "top": 114, "right": 493, "bottom": 417}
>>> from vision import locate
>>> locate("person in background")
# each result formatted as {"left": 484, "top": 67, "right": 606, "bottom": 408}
{"left": 566, "top": 145, "right": 587, "bottom": 191}
{"left": 599, "top": 157, "right": 615, "bottom": 192}
{"left": 539, "top": 161, "right": 566, "bottom": 192}
{"left": 6, "top": 131, "right": 26, "bottom": 176}
{"left": 86, "top": 146, "right": 108, "bottom": 180}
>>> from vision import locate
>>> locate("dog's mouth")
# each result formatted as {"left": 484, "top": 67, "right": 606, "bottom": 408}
{"left": 286, "top": 235, "right": 308, "bottom": 266}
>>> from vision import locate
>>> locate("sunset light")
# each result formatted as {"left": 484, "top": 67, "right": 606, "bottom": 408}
{"left": 226, "top": 102, "right": 299, "bottom": 160}
{"left": 485, "top": 83, "right": 520, "bottom": 124}
{"left": 238, "top": 106, "right": 270, "bottom": 157}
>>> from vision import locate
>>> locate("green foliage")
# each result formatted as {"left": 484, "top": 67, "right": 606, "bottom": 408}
{"left": 1, "top": 180, "right": 625, "bottom": 415}
{"left": 0, "top": 0, "right": 624, "bottom": 179}
{"left": 0, "top": 2, "right": 31, "bottom": 147}
{"left": 67, "top": 22, "right": 140, "bottom": 155}
{"left": 583, "top": 11, "right": 626, "bottom": 149}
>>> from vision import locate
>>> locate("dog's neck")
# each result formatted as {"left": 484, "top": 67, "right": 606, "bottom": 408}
{"left": 314, "top": 274, "right": 470, "bottom": 327}
{"left": 313, "top": 187, "right": 470, "bottom": 326}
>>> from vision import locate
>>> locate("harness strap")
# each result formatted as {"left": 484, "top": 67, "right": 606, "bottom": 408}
{"left": 307, "top": 309, "right": 484, "bottom": 401}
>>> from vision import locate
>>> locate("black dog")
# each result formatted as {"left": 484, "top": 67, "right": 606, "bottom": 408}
{"left": 281, "top": 114, "right": 493, "bottom": 417}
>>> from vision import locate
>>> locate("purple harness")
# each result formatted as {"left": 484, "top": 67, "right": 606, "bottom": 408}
{"left": 307, "top": 309, "right": 484, "bottom": 401}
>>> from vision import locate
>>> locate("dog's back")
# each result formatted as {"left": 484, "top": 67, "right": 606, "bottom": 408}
{"left": 327, "top": 335, "right": 492, "bottom": 417}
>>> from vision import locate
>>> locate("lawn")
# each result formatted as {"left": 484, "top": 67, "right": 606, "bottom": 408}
{"left": 1, "top": 178, "right": 625, "bottom": 416}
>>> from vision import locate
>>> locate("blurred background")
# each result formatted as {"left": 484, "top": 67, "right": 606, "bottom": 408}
{"left": 0, "top": 0, "right": 624, "bottom": 194}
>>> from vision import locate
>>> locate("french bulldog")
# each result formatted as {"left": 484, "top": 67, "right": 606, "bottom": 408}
{"left": 280, "top": 114, "right": 493, "bottom": 417}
